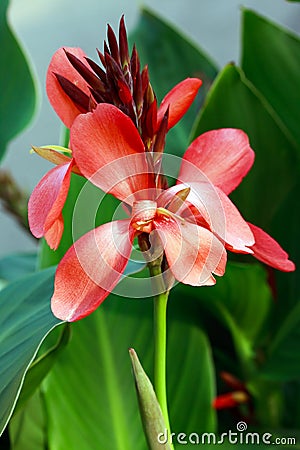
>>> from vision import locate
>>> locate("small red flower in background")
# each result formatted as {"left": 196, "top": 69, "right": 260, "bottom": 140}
{"left": 28, "top": 17, "right": 201, "bottom": 250}
{"left": 49, "top": 103, "right": 294, "bottom": 322}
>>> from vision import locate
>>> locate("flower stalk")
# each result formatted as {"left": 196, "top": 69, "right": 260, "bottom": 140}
{"left": 148, "top": 257, "right": 173, "bottom": 450}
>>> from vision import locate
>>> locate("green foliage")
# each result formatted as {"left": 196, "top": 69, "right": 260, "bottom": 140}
{"left": 1, "top": 5, "right": 300, "bottom": 449}
{"left": 0, "top": 0, "right": 37, "bottom": 160}
{"left": 0, "top": 252, "right": 36, "bottom": 282}
{"left": 20, "top": 294, "right": 215, "bottom": 450}
{"left": 0, "top": 268, "right": 60, "bottom": 435}
{"left": 242, "top": 9, "right": 300, "bottom": 147}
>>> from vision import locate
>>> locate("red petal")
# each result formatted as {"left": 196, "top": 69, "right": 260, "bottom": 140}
{"left": 157, "top": 78, "right": 202, "bottom": 130}
{"left": 179, "top": 129, "right": 254, "bottom": 194}
{"left": 248, "top": 223, "right": 295, "bottom": 272}
{"left": 28, "top": 161, "right": 73, "bottom": 250}
{"left": 154, "top": 213, "right": 226, "bottom": 286}
{"left": 71, "top": 103, "right": 154, "bottom": 203}
{"left": 213, "top": 391, "right": 249, "bottom": 410}
{"left": 51, "top": 219, "right": 134, "bottom": 321}
{"left": 159, "top": 183, "right": 254, "bottom": 252}
{"left": 46, "top": 47, "right": 90, "bottom": 128}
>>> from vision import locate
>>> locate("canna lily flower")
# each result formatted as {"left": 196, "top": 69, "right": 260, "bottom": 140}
{"left": 28, "top": 16, "right": 201, "bottom": 250}
{"left": 51, "top": 103, "right": 294, "bottom": 322}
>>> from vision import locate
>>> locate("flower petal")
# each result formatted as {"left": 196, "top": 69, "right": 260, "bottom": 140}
{"left": 213, "top": 187, "right": 254, "bottom": 252}
{"left": 248, "top": 223, "right": 295, "bottom": 272}
{"left": 28, "top": 161, "right": 73, "bottom": 249}
{"left": 46, "top": 47, "right": 90, "bottom": 128}
{"left": 159, "top": 182, "right": 254, "bottom": 252}
{"left": 179, "top": 129, "right": 254, "bottom": 195}
{"left": 154, "top": 213, "right": 226, "bottom": 286}
{"left": 157, "top": 78, "right": 202, "bottom": 130}
{"left": 51, "top": 219, "right": 134, "bottom": 321}
{"left": 71, "top": 103, "right": 154, "bottom": 203}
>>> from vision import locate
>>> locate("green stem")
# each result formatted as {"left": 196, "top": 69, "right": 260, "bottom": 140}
{"left": 148, "top": 262, "right": 174, "bottom": 450}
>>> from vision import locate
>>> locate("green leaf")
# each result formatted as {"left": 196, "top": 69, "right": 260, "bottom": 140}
{"left": 0, "top": 0, "right": 37, "bottom": 160}
{"left": 130, "top": 7, "right": 218, "bottom": 157}
{"left": 172, "top": 262, "right": 271, "bottom": 378}
{"left": 242, "top": 9, "right": 300, "bottom": 146}
{"left": 0, "top": 267, "right": 61, "bottom": 435}
{"left": 38, "top": 294, "right": 215, "bottom": 450}
{"left": 9, "top": 391, "right": 48, "bottom": 450}
{"left": 192, "top": 64, "right": 299, "bottom": 228}
{"left": 0, "top": 252, "right": 36, "bottom": 282}
{"left": 13, "top": 324, "right": 71, "bottom": 415}
{"left": 261, "top": 299, "right": 300, "bottom": 380}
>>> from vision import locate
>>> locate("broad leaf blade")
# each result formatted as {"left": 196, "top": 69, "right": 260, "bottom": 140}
{"left": 0, "top": 252, "right": 36, "bottom": 282}
{"left": 0, "top": 0, "right": 37, "bottom": 160}
{"left": 261, "top": 300, "right": 300, "bottom": 380}
{"left": 0, "top": 267, "right": 60, "bottom": 435}
{"left": 242, "top": 9, "right": 300, "bottom": 146}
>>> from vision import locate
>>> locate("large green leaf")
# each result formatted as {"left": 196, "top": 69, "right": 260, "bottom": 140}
{"left": 242, "top": 9, "right": 300, "bottom": 146}
{"left": 261, "top": 299, "right": 300, "bottom": 380}
{"left": 9, "top": 391, "right": 48, "bottom": 450}
{"left": 0, "top": 267, "right": 60, "bottom": 435}
{"left": 130, "top": 7, "right": 218, "bottom": 157}
{"left": 38, "top": 293, "right": 215, "bottom": 450}
{"left": 13, "top": 324, "right": 70, "bottom": 415}
{"left": 192, "top": 64, "right": 299, "bottom": 228}
{"left": 0, "top": 252, "right": 36, "bottom": 282}
{"left": 0, "top": 0, "right": 37, "bottom": 160}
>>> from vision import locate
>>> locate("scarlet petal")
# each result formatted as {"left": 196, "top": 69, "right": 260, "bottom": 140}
{"left": 179, "top": 129, "right": 254, "bottom": 195}
{"left": 46, "top": 47, "right": 90, "bottom": 128}
{"left": 157, "top": 78, "right": 202, "bottom": 130}
{"left": 248, "top": 223, "right": 295, "bottom": 272}
{"left": 154, "top": 214, "right": 226, "bottom": 286}
{"left": 71, "top": 104, "right": 154, "bottom": 203}
{"left": 51, "top": 219, "right": 134, "bottom": 321}
{"left": 28, "top": 162, "right": 73, "bottom": 250}
{"left": 214, "top": 187, "right": 254, "bottom": 252}
{"left": 161, "top": 183, "right": 254, "bottom": 253}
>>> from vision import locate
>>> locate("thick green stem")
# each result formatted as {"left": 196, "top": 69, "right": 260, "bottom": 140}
{"left": 148, "top": 262, "right": 173, "bottom": 449}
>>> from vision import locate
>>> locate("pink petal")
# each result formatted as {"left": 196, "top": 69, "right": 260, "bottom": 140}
{"left": 157, "top": 78, "right": 202, "bottom": 130}
{"left": 51, "top": 219, "right": 134, "bottom": 321}
{"left": 213, "top": 187, "right": 254, "bottom": 252}
{"left": 248, "top": 223, "right": 295, "bottom": 272}
{"left": 28, "top": 161, "right": 73, "bottom": 250}
{"left": 154, "top": 213, "right": 227, "bottom": 286}
{"left": 179, "top": 129, "right": 254, "bottom": 195}
{"left": 46, "top": 47, "right": 90, "bottom": 128}
{"left": 159, "top": 182, "right": 254, "bottom": 252}
{"left": 71, "top": 103, "right": 154, "bottom": 203}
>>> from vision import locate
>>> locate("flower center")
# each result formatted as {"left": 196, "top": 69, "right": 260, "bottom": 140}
{"left": 131, "top": 200, "right": 157, "bottom": 232}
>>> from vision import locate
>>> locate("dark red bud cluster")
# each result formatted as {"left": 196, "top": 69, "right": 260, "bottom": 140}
{"left": 55, "top": 16, "right": 163, "bottom": 152}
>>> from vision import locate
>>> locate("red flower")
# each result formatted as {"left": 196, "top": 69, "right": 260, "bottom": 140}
{"left": 213, "top": 391, "right": 249, "bottom": 410}
{"left": 50, "top": 104, "right": 294, "bottom": 322}
{"left": 28, "top": 17, "right": 201, "bottom": 250}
